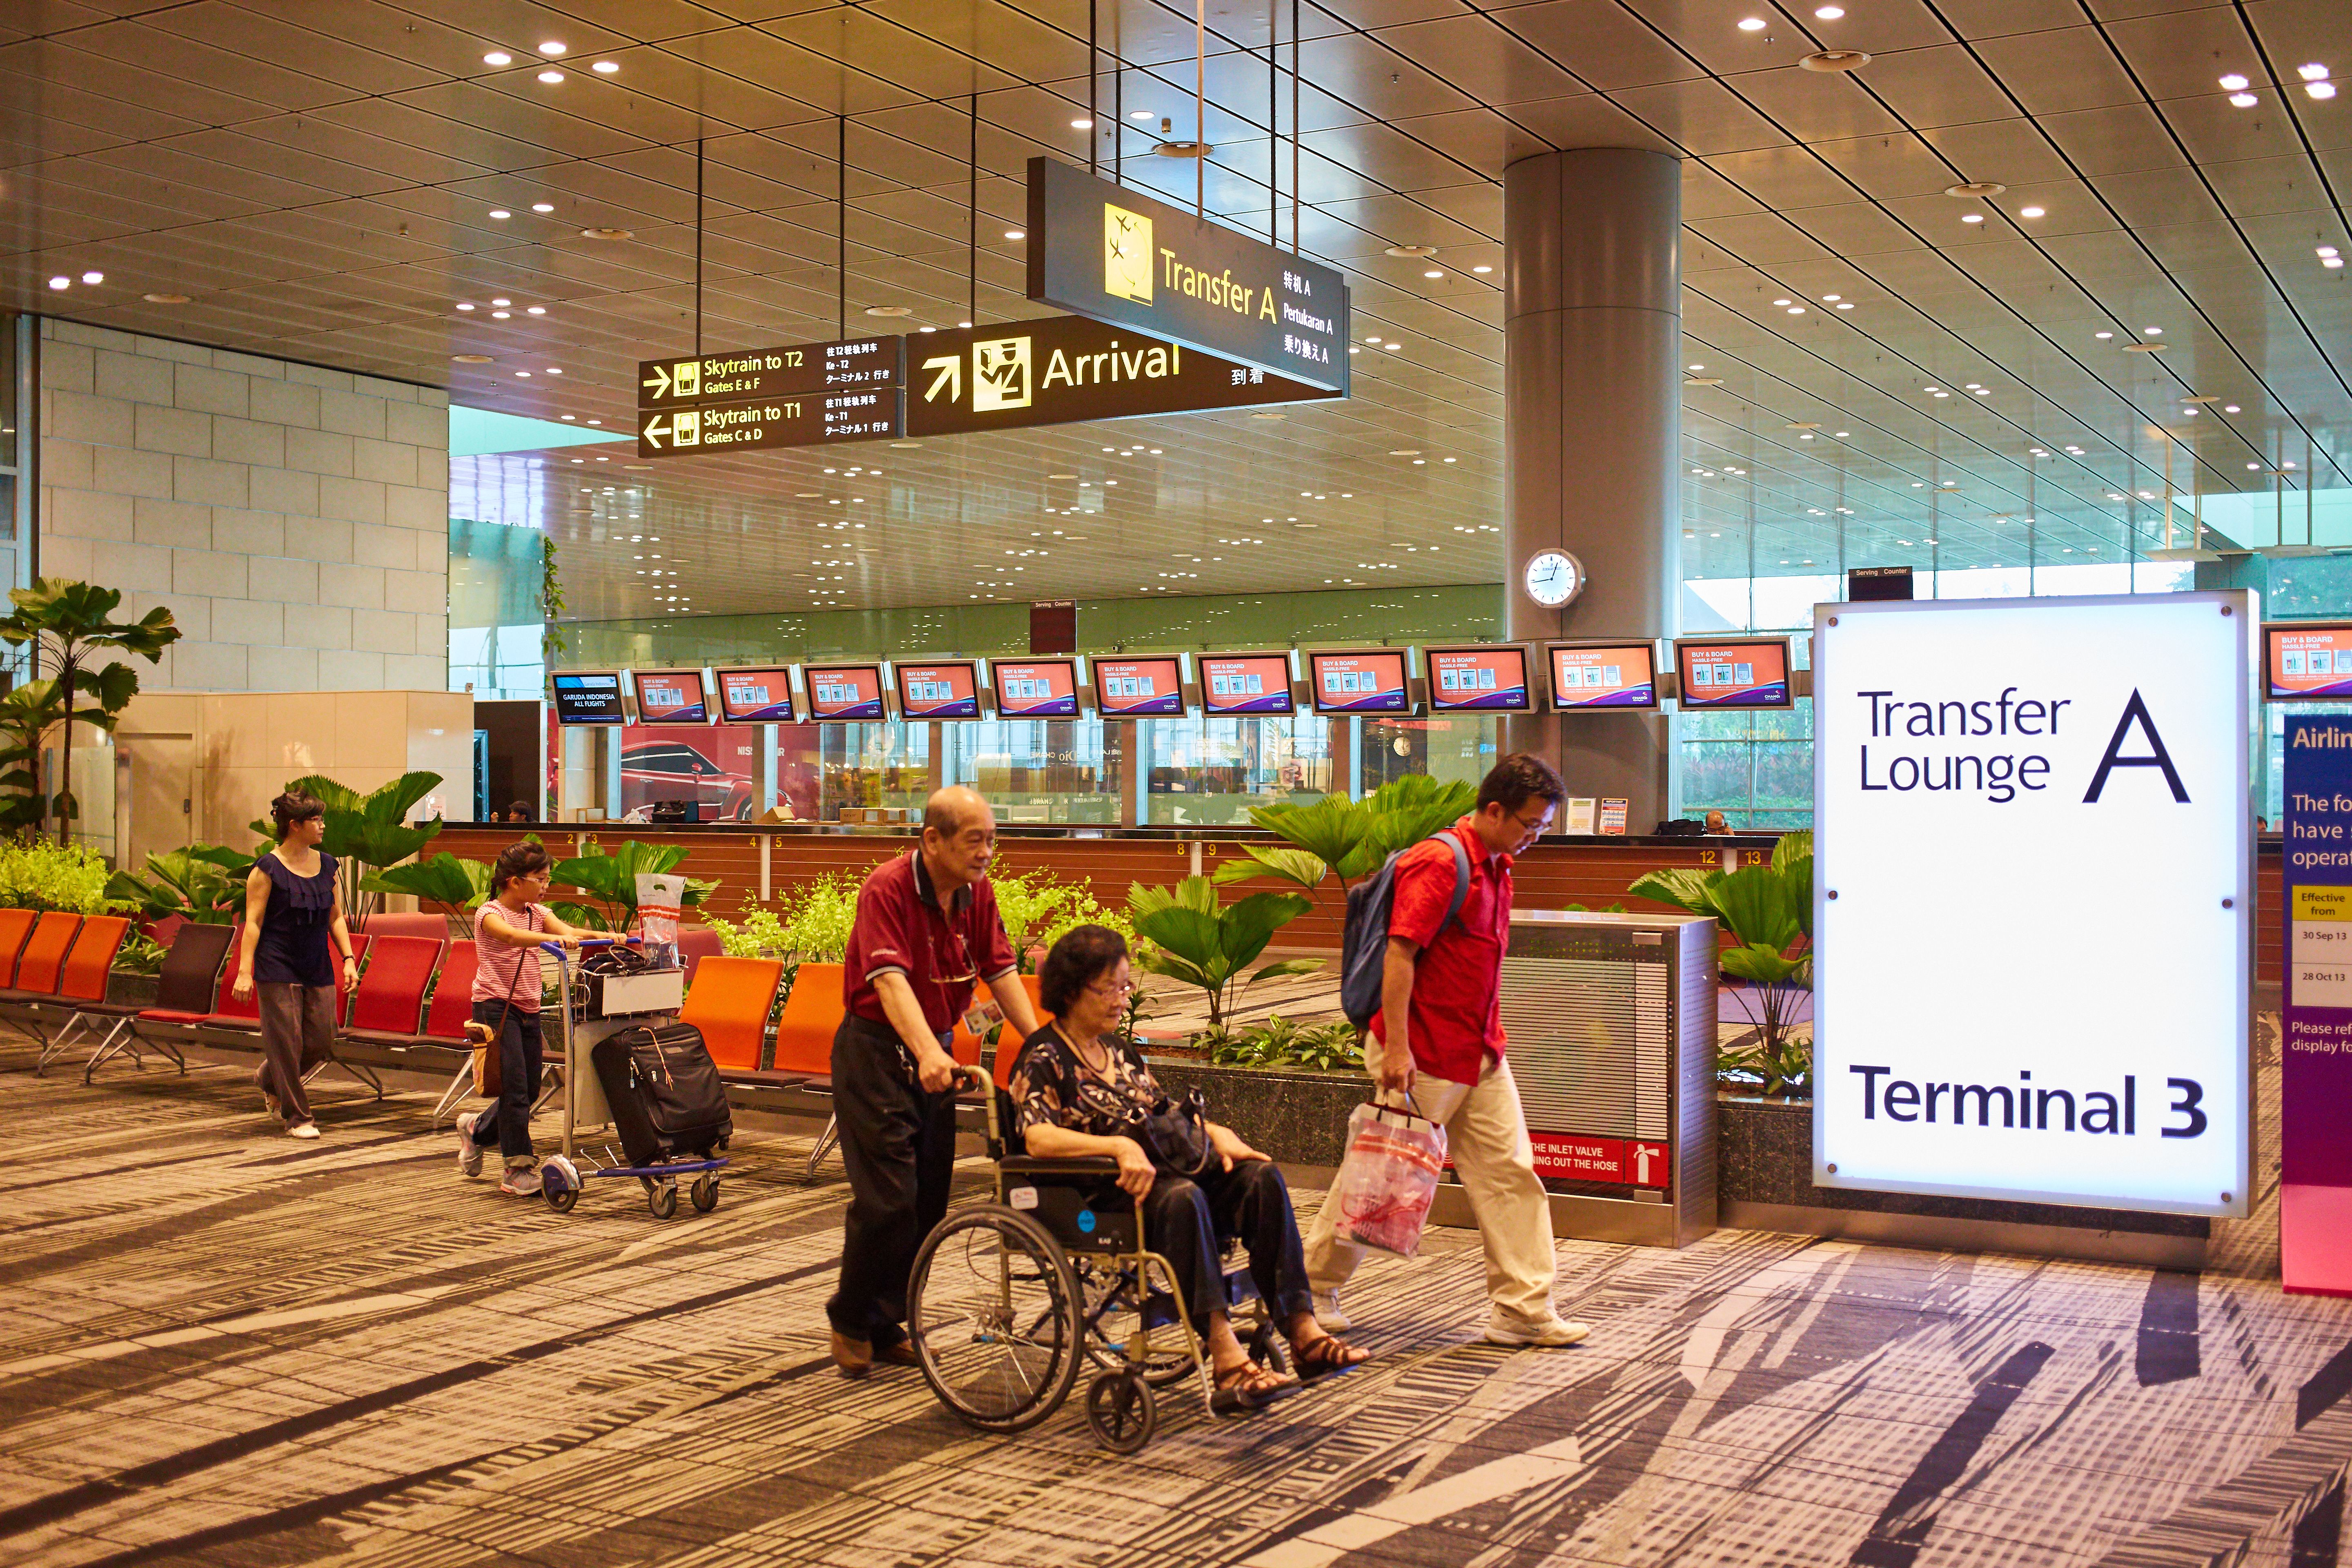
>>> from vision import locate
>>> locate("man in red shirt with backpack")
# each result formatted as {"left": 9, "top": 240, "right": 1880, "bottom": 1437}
{"left": 1303, "top": 753, "right": 1591, "bottom": 1348}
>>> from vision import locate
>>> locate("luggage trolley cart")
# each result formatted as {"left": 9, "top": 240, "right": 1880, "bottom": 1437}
{"left": 537, "top": 940, "right": 729, "bottom": 1219}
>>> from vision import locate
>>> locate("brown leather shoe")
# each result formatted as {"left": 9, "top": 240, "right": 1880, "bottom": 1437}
{"left": 831, "top": 1330, "right": 872, "bottom": 1378}
{"left": 875, "top": 1339, "right": 921, "bottom": 1367}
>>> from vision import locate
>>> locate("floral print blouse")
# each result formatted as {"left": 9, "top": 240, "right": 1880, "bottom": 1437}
{"left": 1009, "top": 1023, "right": 1161, "bottom": 1140}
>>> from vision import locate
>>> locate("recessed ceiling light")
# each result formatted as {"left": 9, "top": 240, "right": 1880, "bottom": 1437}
{"left": 1821, "top": 294, "right": 1840, "bottom": 302}
{"left": 531, "top": 202, "right": 553, "bottom": 213}
{"left": 1737, "top": 16, "right": 1766, "bottom": 29}
{"left": 592, "top": 60, "right": 619, "bottom": 74}
{"left": 580, "top": 227, "right": 633, "bottom": 240}
{"left": 2019, "top": 205, "right": 2045, "bottom": 218}
{"left": 2311, "top": 81, "right": 2339, "bottom": 100}
{"left": 142, "top": 292, "right": 190, "bottom": 305}
{"left": 1814, "top": 2, "right": 1843, "bottom": 14}
{"left": 488, "top": 209, "right": 511, "bottom": 220}
{"left": 46, "top": 276, "right": 68, "bottom": 290}
{"left": 1800, "top": 49, "right": 1870, "bottom": 71}
{"left": 1472, "top": 264, "right": 1492, "bottom": 273}
{"left": 453, "top": 354, "right": 493, "bottom": 363}
{"left": 80, "top": 270, "right": 103, "bottom": 285}
{"left": 526, "top": 305, "right": 545, "bottom": 315}
{"left": 865, "top": 305, "right": 913, "bottom": 317}
{"left": 1835, "top": 301, "right": 1853, "bottom": 309}
{"left": 1423, "top": 269, "right": 1442, "bottom": 278}
{"left": 2225, "top": 403, "right": 2241, "bottom": 412}
{"left": 2096, "top": 330, "right": 2113, "bottom": 339}
{"left": 538, "top": 40, "right": 566, "bottom": 55}
{"left": 490, "top": 310, "right": 510, "bottom": 318}
{"left": 1389, "top": 449, "right": 1420, "bottom": 456}
{"left": 2219, "top": 73, "right": 2251, "bottom": 91}
{"left": 2229, "top": 91, "right": 2258, "bottom": 107}
{"left": 1005, "top": 229, "right": 1025, "bottom": 240}
{"left": 2143, "top": 326, "right": 2163, "bottom": 335}
{"left": 538, "top": 70, "right": 565, "bottom": 83}
{"left": 483, "top": 51, "right": 512, "bottom": 66}
{"left": 1960, "top": 213, "right": 1985, "bottom": 224}
{"left": 1946, "top": 182, "right": 2006, "bottom": 197}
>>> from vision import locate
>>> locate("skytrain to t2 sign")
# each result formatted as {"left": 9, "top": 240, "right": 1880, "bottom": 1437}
{"left": 1026, "top": 157, "right": 1349, "bottom": 394}
{"left": 1812, "top": 593, "right": 2252, "bottom": 1217}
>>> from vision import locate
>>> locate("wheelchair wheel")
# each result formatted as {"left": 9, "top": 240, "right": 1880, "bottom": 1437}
{"left": 1078, "top": 1262, "right": 1194, "bottom": 1388}
{"left": 908, "top": 1205, "right": 1082, "bottom": 1434}
{"left": 1085, "top": 1370, "right": 1156, "bottom": 1454}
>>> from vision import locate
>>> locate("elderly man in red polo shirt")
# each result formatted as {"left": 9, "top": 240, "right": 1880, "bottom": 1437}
{"left": 828, "top": 784, "right": 1041, "bottom": 1376}
{"left": 1304, "top": 754, "right": 1591, "bottom": 1348}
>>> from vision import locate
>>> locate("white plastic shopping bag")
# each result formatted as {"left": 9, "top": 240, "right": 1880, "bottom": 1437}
{"left": 1327, "top": 1100, "right": 1448, "bottom": 1258}
{"left": 635, "top": 872, "right": 685, "bottom": 969}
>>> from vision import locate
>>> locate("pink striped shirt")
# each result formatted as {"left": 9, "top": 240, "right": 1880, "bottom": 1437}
{"left": 472, "top": 901, "right": 547, "bottom": 1011}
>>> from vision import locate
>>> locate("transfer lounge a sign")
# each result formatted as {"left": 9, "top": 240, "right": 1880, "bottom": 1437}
{"left": 1026, "top": 157, "right": 1349, "bottom": 394}
{"left": 1812, "top": 593, "right": 2252, "bottom": 1217}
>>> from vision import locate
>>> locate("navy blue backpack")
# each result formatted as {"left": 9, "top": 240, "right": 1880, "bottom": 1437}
{"left": 1339, "top": 833, "right": 1472, "bottom": 1030}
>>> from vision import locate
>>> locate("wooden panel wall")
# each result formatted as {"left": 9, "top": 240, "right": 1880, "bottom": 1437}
{"left": 434, "top": 826, "right": 1740, "bottom": 952}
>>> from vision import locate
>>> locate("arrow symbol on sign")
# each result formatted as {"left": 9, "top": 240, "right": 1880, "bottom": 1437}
{"left": 642, "top": 414, "right": 670, "bottom": 449}
{"left": 641, "top": 364, "right": 671, "bottom": 399}
{"left": 922, "top": 354, "right": 961, "bottom": 404}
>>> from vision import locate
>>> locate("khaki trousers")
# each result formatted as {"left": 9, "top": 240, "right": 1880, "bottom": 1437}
{"left": 1304, "top": 1029, "right": 1558, "bottom": 1325}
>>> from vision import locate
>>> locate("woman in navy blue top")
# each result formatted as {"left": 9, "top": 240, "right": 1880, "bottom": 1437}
{"left": 232, "top": 791, "right": 358, "bottom": 1138}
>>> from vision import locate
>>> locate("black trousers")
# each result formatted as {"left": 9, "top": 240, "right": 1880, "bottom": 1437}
{"left": 1144, "top": 1158, "right": 1316, "bottom": 1330}
{"left": 826, "top": 1013, "right": 956, "bottom": 1348}
{"left": 467, "top": 1000, "right": 542, "bottom": 1162}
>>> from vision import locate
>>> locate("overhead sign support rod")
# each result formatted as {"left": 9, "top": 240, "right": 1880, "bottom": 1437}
{"left": 1195, "top": 0, "right": 1206, "bottom": 218}
{"left": 693, "top": 138, "right": 704, "bottom": 357}
{"left": 837, "top": 114, "right": 847, "bottom": 341}
{"left": 970, "top": 91, "right": 979, "bottom": 327}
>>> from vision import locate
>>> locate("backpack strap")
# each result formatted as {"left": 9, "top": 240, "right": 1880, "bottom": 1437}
{"left": 1432, "top": 831, "right": 1472, "bottom": 940}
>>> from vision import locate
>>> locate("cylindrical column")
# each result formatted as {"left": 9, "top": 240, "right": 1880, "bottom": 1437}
{"left": 1502, "top": 148, "right": 1681, "bottom": 831}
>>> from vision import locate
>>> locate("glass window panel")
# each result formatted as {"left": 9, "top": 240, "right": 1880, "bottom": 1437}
{"left": 1147, "top": 715, "right": 1335, "bottom": 825}
{"left": 938, "top": 717, "right": 1123, "bottom": 824}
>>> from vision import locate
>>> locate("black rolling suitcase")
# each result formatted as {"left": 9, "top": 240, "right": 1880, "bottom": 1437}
{"left": 591, "top": 1021, "right": 733, "bottom": 1165}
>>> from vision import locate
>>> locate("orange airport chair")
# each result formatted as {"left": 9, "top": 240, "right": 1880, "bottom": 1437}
{"left": 0, "top": 907, "right": 37, "bottom": 989}
{"left": 951, "top": 974, "right": 1049, "bottom": 1087}
{"left": 12, "top": 912, "right": 85, "bottom": 1074}
{"left": 679, "top": 956, "right": 783, "bottom": 1074}
{"left": 26, "top": 915, "right": 127, "bottom": 1072}
{"left": 769, "top": 962, "right": 846, "bottom": 1079}
{"left": 200, "top": 933, "right": 263, "bottom": 1030}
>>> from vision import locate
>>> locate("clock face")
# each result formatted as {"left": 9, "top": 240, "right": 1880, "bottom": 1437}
{"left": 1523, "top": 550, "right": 1584, "bottom": 608}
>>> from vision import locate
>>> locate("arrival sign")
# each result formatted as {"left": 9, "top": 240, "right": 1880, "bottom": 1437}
{"left": 1026, "top": 157, "right": 1349, "bottom": 393}
{"left": 1813, "top": 593, "right": 2252, "bottom": 1216}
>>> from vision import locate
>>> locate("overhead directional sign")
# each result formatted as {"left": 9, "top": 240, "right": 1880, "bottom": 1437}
{"left": 637, "top": 338, "right": 901, "bottom": 408}
{"left": 1027, "top": 156, "right": 1349, "bottom": 394}
{"left": 904, "top": 314, "right": 1335, "bottom": 439}
{"left": 637, "top": 389, "right": 902, "bottom": 459}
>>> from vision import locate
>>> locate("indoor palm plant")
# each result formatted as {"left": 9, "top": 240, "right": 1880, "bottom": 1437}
{"left": 550, "top": 838, "right": 719, "bottom": 932}
{"left": 1628, "top": 829, "right": 1814, "bottom": 1098}
{"left": 1125, "top": 875, "right": 1321, "bottom": 1034}
{"left": 0, "top": 579, "right": 180, "bottom": 844}
{"left": 1214, "top": 775, "right": 1477, "bottom": 895}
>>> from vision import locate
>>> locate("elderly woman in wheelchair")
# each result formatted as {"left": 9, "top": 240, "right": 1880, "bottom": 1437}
{"left": 902, "top": 924, "right": 1368, "bottom": 1450}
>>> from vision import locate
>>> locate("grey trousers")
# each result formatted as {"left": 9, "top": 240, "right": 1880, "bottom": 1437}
{"left": 256, "top": 982, "right": 336, "bottom": 1127}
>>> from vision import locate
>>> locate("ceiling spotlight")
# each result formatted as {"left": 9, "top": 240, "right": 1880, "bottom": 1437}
{"left": 1737, "top": 16, "right": 1767, "bottom": 29}
{"left": 1815, "top": 3, "right": 1844, "bottom": 15}
{"left": 1800, "top": 50, "right": 1871, "bottom": 71}
{"left": 592, "top": 60, "right": 619, "bottom": 74}
{"left": 2327, "top": 256, "right": 2347, "bottom": 269}
{"left": 2312, "top": 81, "right": 2339, "bottom": 100}
{"left": 455, "top": 301, "right": 475, "bottom": 310}
{"left": 1472, "top": 264, "right": 1492, "bottom": 273}
{"left": 80, "top": 270, "right": 102, "bottom": 285}
{"left": 2020, "top": 205, "right": 2045, "bottom": 218}
{"left": 46, "top": 276, "right": 68, "bottom": 290}
{"left": 2229, "top": 91, "right": 2257, "bottom": 107}
{"left": 488, "top": 209, "right": 511, "bottom": 219}
{"left": 1005, "top": 229, "right": 1025, "bottom": 240}
{"left": 531, "top": 202, "right": 553, "bottom": 213}
{"left": 2219, "top": 73, "right": 2251, "bottom": 91}
{"left": 526, "top": 305, "right": 545, "bottom": 315}
{"left": 452, "top": 353, "right": 493, "bottom": 363}
{"left": 2096, "top": 330, "right": 2114, "bottom": 339}
{"left": 491, "top": 296, "right": 511, "bottom": 306}
{"left": 1821, "top": 294, "right": 1841, "bottom": 302}
{"left": 2143, "top": 326, "right": 2163, "bottom": 335}
{"left": 1423, "top": 269, "right": 1443, "bottom": 278}
{"left": 483, "top": 51, "right": 512, "bottom": 66}
{"left": 580, "top": 227, "right": 633, "bottom": 240}
{"left": 142, "top": 292, "right": 190, "bottom": 305}
{"left": 2297, "top": 63, "right": 2330, "bottom": 82}
{"left": 1071, "top": 118, "right": 1094, "bottom": 129}
{"left": 538, "top": 40, "right": 567, "bottom": 55}
{"left": 1961, "top": 213, "right": 1985, "bottom": 224}
{"left": 864, "top": 305, "right": 914, "bottom": 318}
{"left": 538, "top": 69, "right": 565, "bottom": 84}
{"left": 2225, "top": 404, "right": 2241, "bottom": 412}
{"left": 1946, "top": 182, "right": 2007, "bottom": 197}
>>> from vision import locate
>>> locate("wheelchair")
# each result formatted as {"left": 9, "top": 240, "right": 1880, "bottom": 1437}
{"left": 904, "top": 1069, "right": 1289, "bottom": 1453}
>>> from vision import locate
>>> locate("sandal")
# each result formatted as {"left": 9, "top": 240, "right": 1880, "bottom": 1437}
{"left": 1212, "top": 1358, "right": 1301, "bottom": 1412}
{"left": 1294, "top": 1334, "right": 1370, "bottom": 1381}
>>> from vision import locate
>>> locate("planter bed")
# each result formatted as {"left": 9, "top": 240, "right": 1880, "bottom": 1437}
{"left": 1149, "top": 1058, "right": 1365, "bottom": 1169}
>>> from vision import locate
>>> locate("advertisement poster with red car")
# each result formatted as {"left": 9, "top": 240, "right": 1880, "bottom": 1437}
{"left": 806, "top": 663, "right": 886, "bottom": 722}
{"left": 630, "top": 669, "right": 711, "bottom": 725}
{"left": 1550, "top": 644, "right": 1659, "bottom": 709}
{"left": 992, "top": 657, "right": 1082, "bottom": 719}
{"left": 1200, "top": 653, "right": 1294, "bottom": 716}
{"left": 716, "top": 666, "right": 800, "bottom": 723}
{"left": 1092, "top": 655, "right": 1186, "bottom": 717}
{"left": 894, "top": 660, "right": 982, "bottom": 719}
{"left": 1308, "top": 650, "right": 1410, "bottom": 714}
{"left": 1675, "top": 639, "right": 1791, "bottom": 709}
{"left": 619, "top": 726, "right": 757, "bottom": 820}
{"left": 1426, "top": 646, "right": 1531, "bottom": 713}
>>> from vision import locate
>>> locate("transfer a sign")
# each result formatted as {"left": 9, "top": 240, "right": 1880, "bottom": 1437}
{"left": 637, "top": 390, "right": 899, "bottom": 458}
{"left": 637, "top": 338, "right": 901, "bottom": 407}
{"left": 1813, "top": 593, "right": 2252, "bottom": 1217}
{"left": 904, "top": 314, "right": 1333, "bottom": 438}
{"left": 1026, "top": 157, "right": 1349, "bottom": 393}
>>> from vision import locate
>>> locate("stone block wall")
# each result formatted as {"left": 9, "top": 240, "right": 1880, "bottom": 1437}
{"left": 36, "top": 317, "right": 450, "bottom": 691}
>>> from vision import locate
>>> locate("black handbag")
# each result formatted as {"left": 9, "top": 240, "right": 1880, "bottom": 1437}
{"left": 1132, "top": 1088, "right": 1215, "bottom": 1178}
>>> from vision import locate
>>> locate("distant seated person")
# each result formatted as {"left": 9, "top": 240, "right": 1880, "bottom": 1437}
{"left": 1703, "top": 810, "right": 1731, "bottom": 835}
{"left": 1009, "top": 925, "right": 1369, "bottom": 1410}
{"left": 502, "top": 801, "right": 533, "bottom": 824}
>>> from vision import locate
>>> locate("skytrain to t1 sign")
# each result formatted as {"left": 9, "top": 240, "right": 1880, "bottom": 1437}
{"left": 1812, "top": 593, "right": 2252, "bottom": 1217}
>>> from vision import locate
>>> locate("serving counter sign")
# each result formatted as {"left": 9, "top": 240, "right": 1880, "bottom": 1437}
{"left": 1813, "top": 593, "right": 2252, "bottom": 1217}
{"left": 1026, "top": 158, "right": 1349, "bottom": 393}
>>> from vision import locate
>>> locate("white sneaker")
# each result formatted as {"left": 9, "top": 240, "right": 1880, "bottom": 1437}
{"left": 1311, "top": 1289, "right": 1352, "bottom": 1334}
{"left": 499, "top": 1164, "right": 542, "bottom": 1196}
{"left": 1485, "top": 1312, "right": 1588, "bottom": 1348}
{"left": 455, "top": 1113, "right": 484, "bottom": 1178}
{"left": 287, "top": 1122, "right": 320, "bottom": 1140}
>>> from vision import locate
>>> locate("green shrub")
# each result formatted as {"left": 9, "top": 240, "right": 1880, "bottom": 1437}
{"left": 0, "top": 837, "right": 123, "bottom": 914}
{"left": 1206, "top": 1013, "right": 1363, "bottom": 1073}
{"left": 707, "top": 906, "right": 788, "bottom": 958}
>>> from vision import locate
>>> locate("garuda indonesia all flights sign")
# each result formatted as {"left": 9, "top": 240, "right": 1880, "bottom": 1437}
{"left": 1026, "top": 157, "right": 1349, "bottom": 394}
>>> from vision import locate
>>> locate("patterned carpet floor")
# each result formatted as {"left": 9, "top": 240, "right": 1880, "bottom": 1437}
{"left": 1, "top": 1031, "right": 2348, "bottom": 1568}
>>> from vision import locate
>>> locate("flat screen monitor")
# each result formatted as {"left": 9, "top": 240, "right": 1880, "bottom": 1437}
{"left": 551, "top": 671, "right": 627, "bottom": 725}
{"left": 1199, "top": 652, "right": 1294, "bottom": 716}
{"left": 804, "top": 662, "right": 887, "bottom": 722}
{"left": 628, "top": 668, "right": 712, "bottom": 725}
{"left": 1424, "top": 644, "right": 1534, "bottom": 713}
{"left": 893, "top": 659, "right": 983, "bottom": 720}
{"left": 714, "top": 666, "right": 800, "bottom": 724}
{"left": 1547, "top": 642, "right": 1661, "bottom": 711}
{"left": 1092, "top": 655, "right": 1187, "bottom": 718}
{"left": 991, "top": 657, "right": 1084, "bottom": 719}
{"left": 1674, "top": 637, "right": 1793, "bottom": 709}
{"left": 2265, "top": 622, "right": 2352, "bottom": 700}
{"left": 1308, "top": 648, "right": 1412, "bottom": 715}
